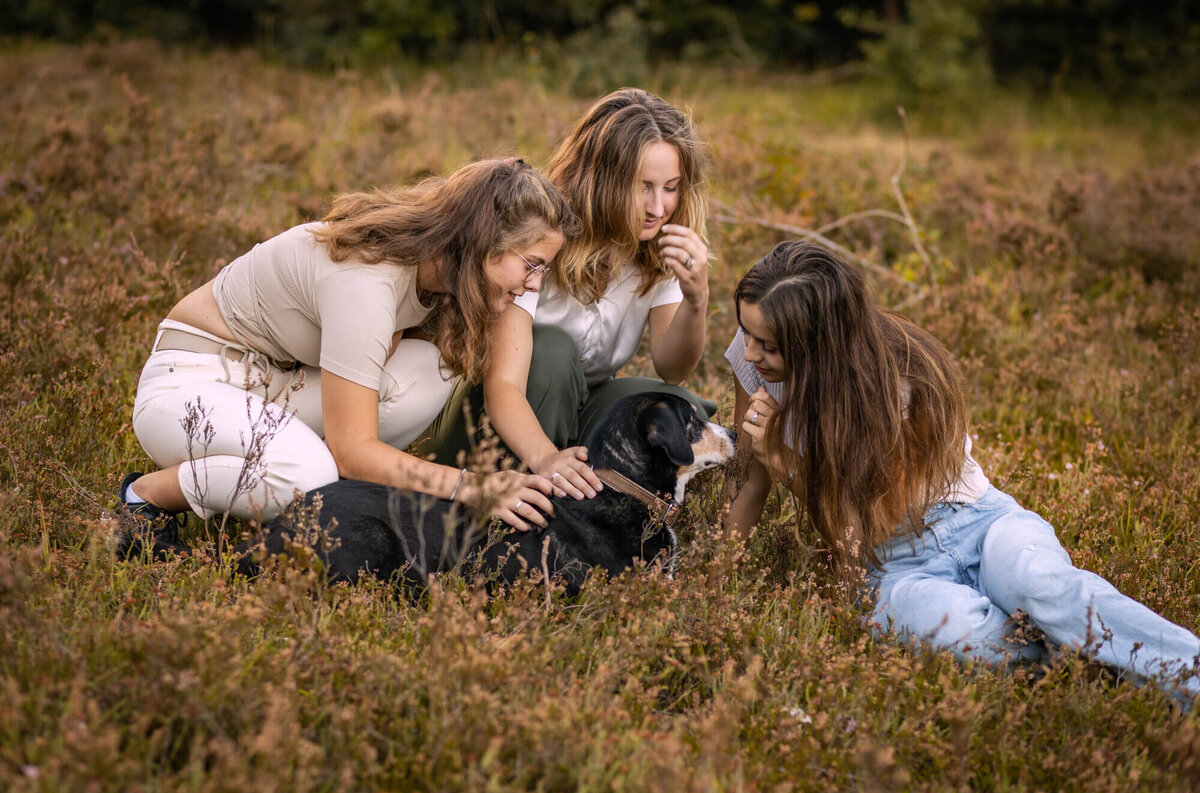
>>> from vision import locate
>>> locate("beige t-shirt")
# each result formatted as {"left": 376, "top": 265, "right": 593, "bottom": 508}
{"left": 515, "top": 263, "right": 683, "bottom": 385}
{"left": 213, "top": 222, "right": 433, "bottom": 390}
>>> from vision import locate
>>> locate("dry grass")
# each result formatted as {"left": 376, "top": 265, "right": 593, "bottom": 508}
{"left": 3, "top": 40, "right": 1200, "bottom": 791}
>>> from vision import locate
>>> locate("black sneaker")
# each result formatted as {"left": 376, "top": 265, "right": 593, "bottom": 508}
{"left": 111, "top": 472, "right": 190, "bottom": 561}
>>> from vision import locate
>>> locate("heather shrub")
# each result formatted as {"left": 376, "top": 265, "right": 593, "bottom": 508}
{"left": 2, "top": 41, "right": 1198, "bottom": 792}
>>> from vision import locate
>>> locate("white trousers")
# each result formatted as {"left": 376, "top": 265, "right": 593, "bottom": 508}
{"left": 131, "top": 319, "right": 454, "bottom": 520}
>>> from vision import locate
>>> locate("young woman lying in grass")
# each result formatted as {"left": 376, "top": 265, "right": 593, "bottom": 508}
{"left": 723, "top": 240, "right": 1200, "bottom": 706}
{"left": 116, "top": 158, "right": 579, "bottom": 556}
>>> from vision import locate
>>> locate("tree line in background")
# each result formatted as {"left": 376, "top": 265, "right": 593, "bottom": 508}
{"left": 5, "top": 0, "right": 1199, "bottom": 101}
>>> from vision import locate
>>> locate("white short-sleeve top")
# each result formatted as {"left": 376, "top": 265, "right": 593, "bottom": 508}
{"left": 724, "top": 328, "right": 990, "bottom": 503}
{"left": 515, "top": 263, "right": 683, "bottom": 385}
{"left": 213, "top": 222, "right": 434, "bottom": 391}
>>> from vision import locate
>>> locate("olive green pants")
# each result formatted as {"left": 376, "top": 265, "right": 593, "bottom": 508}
{"left": 419, "top": 325, "right": 717, "bottom": 467}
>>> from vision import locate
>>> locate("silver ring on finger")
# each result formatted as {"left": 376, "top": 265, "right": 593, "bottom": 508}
{"left": 684, "top": 255, "right": 694, "bottom": 270}
{"left": 550, "top": 472, "right": 562, "bottom": 481}
{"left": 514, "top": 500, "right": 523, "bottom": 512}
{"left": 751, "top": 410, "right": 759, "bottom": 425}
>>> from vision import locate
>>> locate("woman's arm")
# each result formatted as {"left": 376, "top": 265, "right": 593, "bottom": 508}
{"left": 321, "top": 369, "right": 554, "bottom": 530}
{"left": 724, "top": 381, "right": 774, "bottom": 540}
{"left": 648, "top": 224, "right": 709, "bottom": 384}
{"left": 482, "top": 305, "right": 601, "bottom": 500}
{"left": 647, "top": 300, "right": 706, "bottom": 385}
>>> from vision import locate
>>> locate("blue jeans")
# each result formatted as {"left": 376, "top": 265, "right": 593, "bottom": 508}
{"left": 870, "top": 487, "right": 1200, "bottom": 697}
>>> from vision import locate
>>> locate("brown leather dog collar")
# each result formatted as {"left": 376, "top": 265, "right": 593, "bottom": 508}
{"left": 592, "top": 468, "right": 680, "bottom": 526}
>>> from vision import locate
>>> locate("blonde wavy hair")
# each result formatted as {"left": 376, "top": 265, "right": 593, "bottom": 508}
{"left": 735, "top": 242, "right": 970, "bottom": 574}
{"left": 547, "top": 88, "right": 709, "bottom": 304}
{"left": 312, "top": 159, "right": 578, "bottom": 383}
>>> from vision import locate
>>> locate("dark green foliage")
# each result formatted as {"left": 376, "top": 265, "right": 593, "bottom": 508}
{"left": 843, "top": 0, "right": 995, "bottom": 116}
{"left": 983, "top": 0, "right": 1200, "bottom": 97}
{"left": 4, "top": 1, "right": 1199, "bottom": 97}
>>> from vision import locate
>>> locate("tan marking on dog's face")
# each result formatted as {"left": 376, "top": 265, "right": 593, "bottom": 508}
{"left": 675, "top": 421, "right": 737, "bottom": 502}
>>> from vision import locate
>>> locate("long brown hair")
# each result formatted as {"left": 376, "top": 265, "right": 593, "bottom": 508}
{"left": 735, "top": 242, "right": 969, "bottom": 572}
{"left": 547, "top": 88, "right": 708, "bottom": 304}
{"left": 313, "top": 158, "right": 578, "bottom": 382}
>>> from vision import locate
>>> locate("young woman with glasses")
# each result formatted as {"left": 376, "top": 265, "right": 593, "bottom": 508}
{"left": 115, "top": 158, "right": 580, "bottom": 556}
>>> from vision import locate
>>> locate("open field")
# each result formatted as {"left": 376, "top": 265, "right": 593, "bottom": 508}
{"left": 3, "top": 40, "right": 1200, "bottom": 791}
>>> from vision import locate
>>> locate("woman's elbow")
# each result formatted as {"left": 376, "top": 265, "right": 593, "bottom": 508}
{"left": 651, "top": 358, "right": 686, "bottom": 385}
{"left": 324, "top": 436, "right": 365, "bottom": 479}
{"left": 651, "top": 349, "right": 702, "bottom": 386}
{"left": 332, "top": 456, "right": 356, "bottom": 480}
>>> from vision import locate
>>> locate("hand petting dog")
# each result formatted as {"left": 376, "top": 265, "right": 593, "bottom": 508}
{"left": 237, "top": 393, "right": 736, "bottom": 597}
{"left": 457, "top": 469, "right": 555, "bottom": 532}
{"left": 533, "top": 446, "right": 603, "bottom": 501}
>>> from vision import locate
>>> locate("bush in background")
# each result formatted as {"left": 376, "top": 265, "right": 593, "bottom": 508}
{"left": 3, "top": 1, "right": 1199, "bottom": 99}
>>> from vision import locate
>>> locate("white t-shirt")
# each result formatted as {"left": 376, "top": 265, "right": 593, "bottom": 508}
{"left": 516, "top": 264, "right": 683, "bottom": 385}
{"left": 213, "top": 222, "right": 434, "bottom": 391}
{"left": 724, "top": 328, "right": 989, "bottom": 503}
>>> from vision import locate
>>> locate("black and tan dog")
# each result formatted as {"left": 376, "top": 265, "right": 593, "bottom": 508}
{"left": 238, "top": 392, "right": 735, "bottom": 595}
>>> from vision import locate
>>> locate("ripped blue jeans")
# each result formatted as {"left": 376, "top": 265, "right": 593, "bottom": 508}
{"left": 869, "top": 486, "right": 1200, "bottom": 697}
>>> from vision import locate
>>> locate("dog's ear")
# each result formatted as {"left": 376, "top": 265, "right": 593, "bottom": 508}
{"left": 640, "top": 402, "right": 695, "bottom": 467}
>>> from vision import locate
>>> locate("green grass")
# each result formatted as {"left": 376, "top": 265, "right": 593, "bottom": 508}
{"left": 3, "top": 39, "right": 1200, "bottom": 791}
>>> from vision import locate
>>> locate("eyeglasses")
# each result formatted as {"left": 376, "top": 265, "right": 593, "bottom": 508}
{"left": 513, "top": 249, "right": 551, "bottom": 276}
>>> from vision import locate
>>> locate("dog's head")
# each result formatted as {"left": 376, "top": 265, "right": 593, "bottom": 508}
{"left": 585, "top": 392, "right": 736, "bottom": 503}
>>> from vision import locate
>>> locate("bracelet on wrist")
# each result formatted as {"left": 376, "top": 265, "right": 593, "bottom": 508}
{"left": 449, "top": 468, "right": 467, "bottom": 502}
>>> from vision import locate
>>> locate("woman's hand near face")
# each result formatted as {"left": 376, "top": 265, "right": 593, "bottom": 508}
{"left": 740, "top": 388, "right": 791, "bottom": 480}
{"left": 657, "top": 224, "right": 709, "bottom": 308}
{"left": 647, "top": 223, "right": 710, "bottom": 384}
{"left": 726, "top": 382, "right": 773, "bottom": 540}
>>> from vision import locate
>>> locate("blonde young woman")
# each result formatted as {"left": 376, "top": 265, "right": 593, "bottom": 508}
{"left": 428, "top": 89, "right": 715, "bottom": 500}
{"left": 116, "top": 159, "right": 579, "bottom": 557}
{"left": 724, "top": 240, "right": 1200, "bottom": 705}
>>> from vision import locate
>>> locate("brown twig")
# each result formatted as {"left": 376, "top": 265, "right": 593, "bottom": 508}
{"left": 540, "top": 534, "right": 553, "bottom": 608}
{"left": 891, "top": 106, "right": 939, "bottom": 304}
{"left": 47, "top": 460, "right": 105, "bottom": 512}
{"left": 710, "top": 202, "right": 914, "bottom": 288}
{"left": 710, "top": 107, "right": 945, "bottom": 306}
{"left": 814, "top": 208, "right": 909, "bottom": 235}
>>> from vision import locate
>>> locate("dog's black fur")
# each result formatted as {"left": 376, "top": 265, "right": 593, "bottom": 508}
{"left": 238, "top": 392, "right": 735, "bottom": 595}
